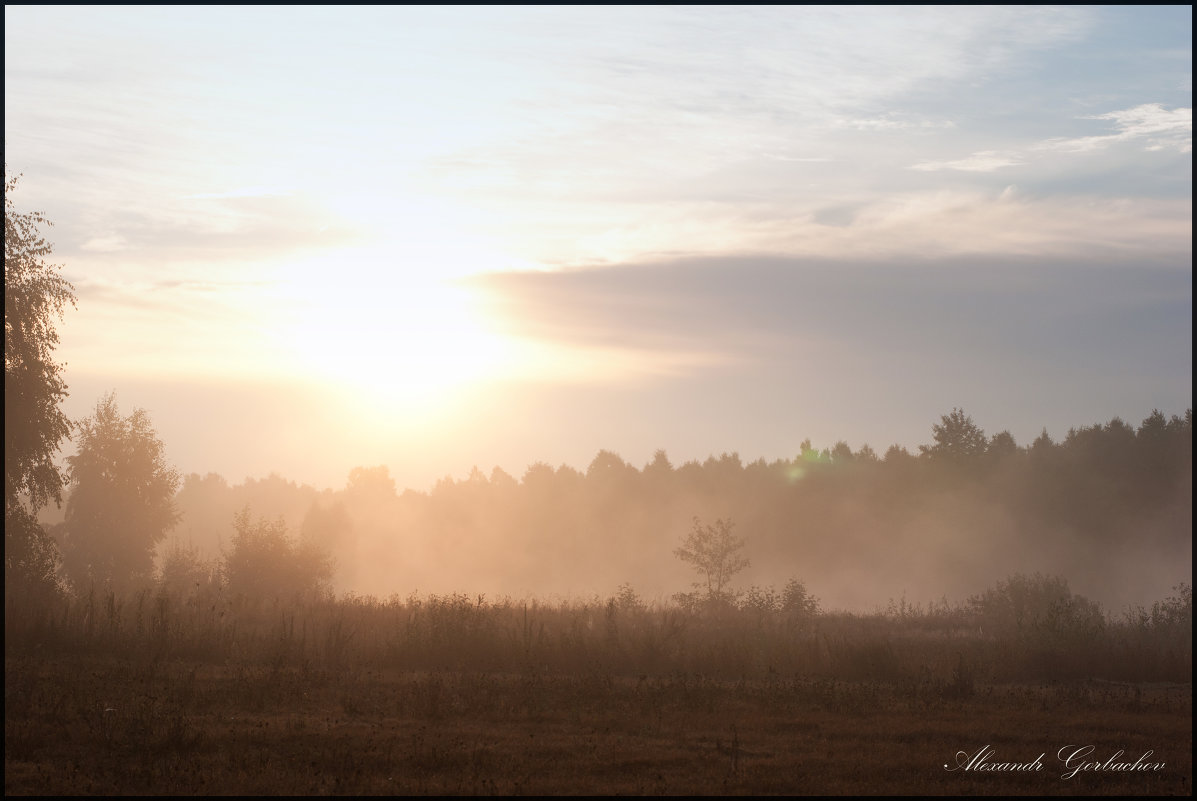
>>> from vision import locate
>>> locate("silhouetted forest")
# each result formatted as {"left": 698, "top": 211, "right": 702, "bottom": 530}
{"left": 43, "top": 407, "right": 1189, "bottom": 613}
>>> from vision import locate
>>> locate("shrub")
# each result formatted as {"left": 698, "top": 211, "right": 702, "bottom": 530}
{"left": 968, "top": 572, "right": 1101, "bottom": 640}
{"left": 782, "top": 578, "right": 820, "bottom": 618}
{"left": 223, "top": 508, "right": 334, "bottom": 605}
{"left": 158, "top": 540, "right": 219, "bottom": 601}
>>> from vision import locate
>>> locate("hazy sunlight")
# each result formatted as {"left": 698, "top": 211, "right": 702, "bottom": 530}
{"left": 276, "top": 266, "right": 517, "bottom": 420}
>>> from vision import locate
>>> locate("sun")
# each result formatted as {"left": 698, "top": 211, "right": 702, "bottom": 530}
{"left": 265, "top": 240, "right": 671, "bottom": 436}
{"left": 272, "top": 253, "right": 522, "bottom": 425}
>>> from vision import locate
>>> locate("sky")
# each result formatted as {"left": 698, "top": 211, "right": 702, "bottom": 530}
{"left": 4, "top": 5, "right": 1192, "bottom": 493}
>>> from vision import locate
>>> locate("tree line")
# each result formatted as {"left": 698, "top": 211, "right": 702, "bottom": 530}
{"left": 52, "top": 403, "right": 1188, "bottom": 609}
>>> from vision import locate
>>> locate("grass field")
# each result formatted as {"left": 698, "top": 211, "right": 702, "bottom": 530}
{"left": 4, "top": 584, "right": 1192, "bottom": 795}
{"left": 5, "top": 656, "right": 1191, "bottom": 795}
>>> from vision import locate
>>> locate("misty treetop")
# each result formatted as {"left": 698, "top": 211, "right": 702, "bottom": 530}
{"left": 223, "top": 508, "right": 335, "bottom": 604}
{"left": 60, "top": 393, "right": 181, "bottom": 594}
{"left": 919, "top": 407, "right": 988, "bottom": 464}
{"left": 152, "top": 407, "right": 1192, "bottom": 609}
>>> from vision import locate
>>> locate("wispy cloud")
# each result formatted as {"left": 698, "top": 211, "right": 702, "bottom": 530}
{"left": 57, "top": 193, "right": 358, "bottom": 264}
{"left": 70, "top": 277, "right": 274, "bottom": 317}
{"left": 416, "top": 7, "right": 1092, "bottom": 206}
{"left": 80, "top": 234, "right": 129, "bottom": 253}
{"left": 480, "top": 188, "right": 1191, "bottom": 269}
{"left": 844, "top": 116, "right": 956, "bottom": 132}
{"left": 184, "top": 187, "right": 295, "bottom": 200}
{"left": 910, "top": 151, "right": 1023, "bottom": 172}
{"left": 1037, "top": 103, "right": 1192, "bottom": 154}
{"left": 762, "top": 154, "right": 833, "bottom": 163}
{"left": 911, "top": 103, "right": 1190, "bottom": 178}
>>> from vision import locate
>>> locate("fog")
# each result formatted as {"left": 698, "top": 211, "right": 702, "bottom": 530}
{"left": 124, "top": 410, "right": 1194, "bottom": 614}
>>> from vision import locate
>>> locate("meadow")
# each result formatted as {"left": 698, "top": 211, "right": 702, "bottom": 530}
{"left": 5, "top": 580, "right": 1191, "bottom": 795}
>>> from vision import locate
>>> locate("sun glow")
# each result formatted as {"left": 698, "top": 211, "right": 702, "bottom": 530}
{"left": 272, "top": 252, "right": 526, "bottom": 423}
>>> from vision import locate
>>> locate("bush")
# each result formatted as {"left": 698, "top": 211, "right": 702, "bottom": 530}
{"left": 223, "top": 508, "right": 334, "bottom": 605}
{"left": 1150, "top": 582, "right": 1192, "bottom": 629}
{"left": 613, "top": 582, "right": 646, "bottom": 613}
{"left": 782, "top": 578, "right": 820, "bottom": 618}
{"left": 158, "top": 540, "right": 219, "bottom": 601}
{"left": 968, "top": 572, "right": 1101, "bottom": 640}
{"left": 740, "top": 584, "right": 780, "bottom": 614}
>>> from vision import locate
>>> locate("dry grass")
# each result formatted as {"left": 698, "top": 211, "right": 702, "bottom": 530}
{"left": 5, "top": 587, "right": 1191, "bottom": 795}
{"left": 5, "top": 653, "right": 1191, "bottom": 795}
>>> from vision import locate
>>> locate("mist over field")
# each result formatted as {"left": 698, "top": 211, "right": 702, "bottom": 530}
{"left": 104, "top": 408, "right": 1180, "bottom": 615}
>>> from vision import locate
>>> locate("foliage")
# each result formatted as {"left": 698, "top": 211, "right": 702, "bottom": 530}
{"left": 300, "top": 500, "right": 353, "bottom": 550}
{"left": 673, "top": 516, "right": 749, "bottom": 608}
{"left": 157, "top": 540, "right": 220, "bottom": 601}
{"left": 967, "top": 572, "right": 1103, "bottom": 641}
{"left": 613, "top": 582, "right": 646, "bottom": 613}
{"left": 1150, "top": 582, "right": 1192, "bottom": 629}
{"left": 986, "top": 430, "right": 1019, "bottom": 462}
{"left": 781, "top": 578, "right": 820, "bottom": 617}
{"left": 1124, "top": 582, "right": 1193, "bottom": 644}
{"left": 4, "top": 505, "right": 65, "bottom": 604}
{"left": 223, "top": 508, "right": 334, "bottom": 604}
{"left": 738, "top": 579, "right": 820, "bottom": 628}
{"left": 346, "top": 465, "right": 397, "bottom": 499}
{"left": 740, "top": 584, "right": 781, "bottom": 614}
{"left": 920, "top": 407, "right": 988, "bottom": 464}
{"left": 61, "top": 393, "right": 181, "bottom": 593}
{"left": 4, "top": 166, "right": 76, "bottom": 596}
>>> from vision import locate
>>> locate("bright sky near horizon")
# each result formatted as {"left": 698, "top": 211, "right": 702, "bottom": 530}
{"left": 4, "top": 5, "right": 1192, "bottom": 492}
